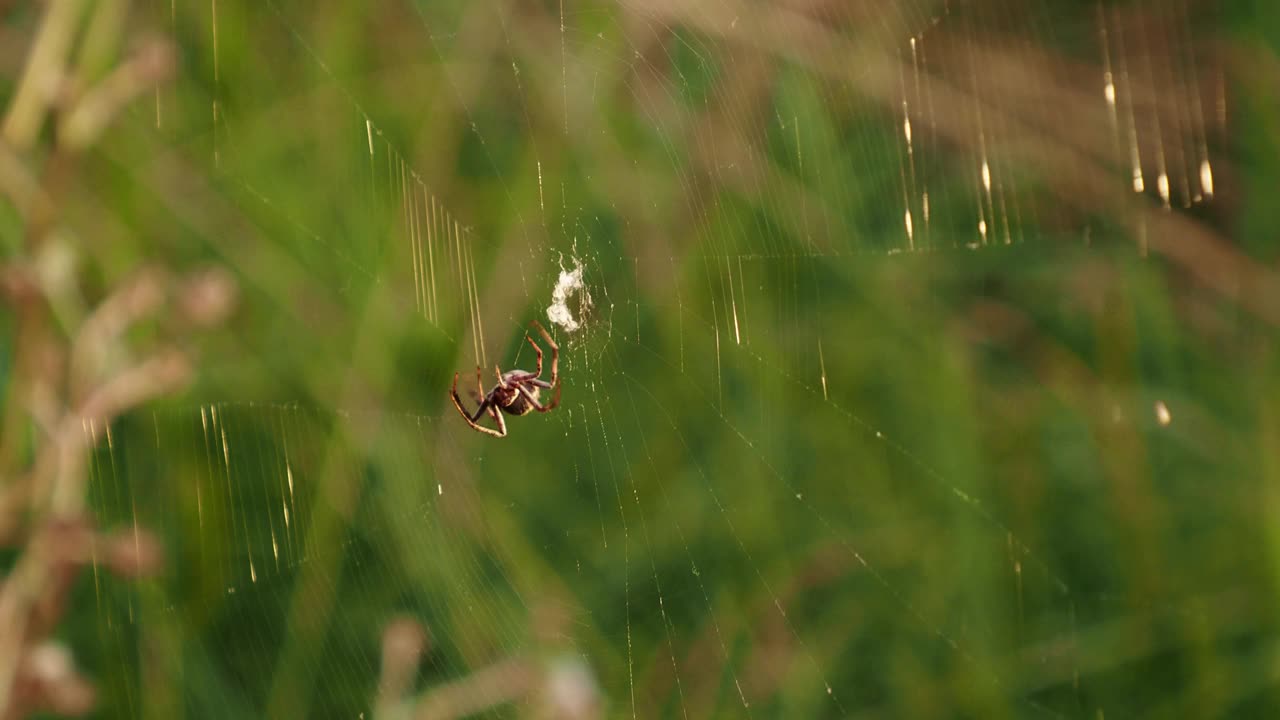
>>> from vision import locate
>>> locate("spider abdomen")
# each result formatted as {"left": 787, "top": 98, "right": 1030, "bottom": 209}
{"left": 500, "top": 384, "right": 539, "bottom": 416}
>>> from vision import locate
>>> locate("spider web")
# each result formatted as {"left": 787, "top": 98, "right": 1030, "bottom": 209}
{"left": 71, "top": 1, "right": 1265, "bottom": 718}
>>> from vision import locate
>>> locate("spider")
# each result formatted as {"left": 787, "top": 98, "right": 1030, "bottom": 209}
{"left": 450, "top": 320, "right": 561, "bottom": 437}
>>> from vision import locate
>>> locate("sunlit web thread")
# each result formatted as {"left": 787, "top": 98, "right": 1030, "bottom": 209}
{"left": 968, "top": 6, "right": 1025, "bottom": 247}
{"left": 424, "top": 432, "right": 538, "bottom": 667}
{"left": 219, "top": 160, "right": 444, "bottom": 333}
{"left": 82, "top": 417, "right": 141, "bottom": 712}
{"left": 169, "top": 90, "right": 382, "bottom": 284}
{"left": 221, "top": 405, "right": 359, "bottom": 693}
{"left": 414, "top": 425, "right": 535, "bottom": 666}
{"left": 578, "top": 401, "right": 611, "bottom": 551}
{"left": 93, "top": 374, "right": 1082, "bottom": 714}
{"left": 613, "top": 290, "right": 1083, "bottom": 709}
{"left": 587, "top": 386, "right": 638, "bottom": 719}
{"left": 197, "top": 406, "right": 223, "bottom": 584}
{"left": 491, "top": 9, "right": 553, "bottom": 242}
{"left": 245, "top": 403, "right": 283, "bottom": 574}
{"left": 133, "top": 405, "right": 348, "bottom": 582}
{"left": 277, "top": 406, "right": 302, "bottom": 562}
{"left": 220, "top": 114, "right": 482, "bottom": 351}
{"left": 82, "top": 408, "right": 366, "bottom": 579}
{"left": 401, "top": 158, "right": 423, "bottom": 320}
{"left": 160, "top": 404, "right": 542, "bottom": 682}
{"left": 649, "top": 285, "right": 1072, "bottom": 597}
{"left": 899, "top": 46, "right": 918, "bottom": 250}
{"left": 716, "top": 5, "right": 1054, "bottom": 251}
{"left": 699, "top": 256, "right": 724, "bottom": 408}
{"left": 211, "top": 406, "right": 254, "bottom": 586}
{"left": 644, "top": 26, "right": 786, "bottom": 285}
{"left": 83, "top": 419, "right": 107, "bottom": 615}
{"left": 211, "top": 0, "right": 220, "bottom": 168}
{"left": 601, "top": 14, "right": 757, "bottom": 305}
{"left": 617, "top": 375, "right": 755, "bottom": 714}
{"left": 232, "top": 405, "right": 280, "bottom": 573}
{"left": 618, "top": 54, "right": 892, "bottom": 413}
{"left": 83, "top": 419, "right": 140, "bottom": 713}
{"left": 220, "top": 407, "right": 259, "bottom": 585}
{"left": 188, "top": 76, "right": 383, "bottom": 280}
{"left": 398, "top": 0, "right": 546, "bottom": 264}
{"left": 618, "top": 6, "right": 852, "bottom": 262}
{"left": 611, "top": 368, "right": 847, "bottom": 715}
{"left": 252, "top": 0, "right": 508, "bottom": 361}
{"left": 593, "top": 384, "right": 692, "bottom": 720}
{"left": 620, "top": 360, "right": 1065, "bottom": 718}
{"left": 256, "top": 404, "right": 302, "bottom": 570}
{"left": 581, "top": 258, "right": 844, "bottom": 711}
{"left": 431, "top": 410, "right": 557, "bottom": 667}
{"left": 108, "top": 421, "right": 146, "bottom": 622}
{"left": 180, "top": 408, "right": 206, "bottom": 576}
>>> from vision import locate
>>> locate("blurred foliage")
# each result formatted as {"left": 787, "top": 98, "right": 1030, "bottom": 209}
{"left": 4, "top": 0, "right": 1280, "bottom": 718}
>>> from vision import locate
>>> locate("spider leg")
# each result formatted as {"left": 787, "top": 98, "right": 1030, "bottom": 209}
{"left": 451, "top": 372, "right": 506, "bottom": 437}
{"left": 450, "top": 372, "right": 473, "bottom": 416}
{"left": 529, "top": 320, "right": 558, "bottom": 388}
{"left": 524, "top": 333, "right": 543, "bottom": 377}
{"left": 516, "top": 382, "right": 560, "bottom": 413}
{"left": 488, "top": 404, "right": 508, "bottom": 435}
{"left": 494, "top": 365, "right": 508, "bottom": 389}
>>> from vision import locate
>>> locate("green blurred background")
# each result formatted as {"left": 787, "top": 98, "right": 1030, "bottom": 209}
{"left": 4, "top": 0, "right": 1280, "bottom": 717}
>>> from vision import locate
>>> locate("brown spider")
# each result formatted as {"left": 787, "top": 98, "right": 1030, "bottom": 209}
{"left": 450, "top": 320, "right": 560, "bottom": 437}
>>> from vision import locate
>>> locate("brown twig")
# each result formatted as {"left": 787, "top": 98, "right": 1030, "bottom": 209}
{"left": 1, "top": 0, "right": 87, "bottom": 151}
{"left": 0, "top": 4, "right": 228, "bottom": 717}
